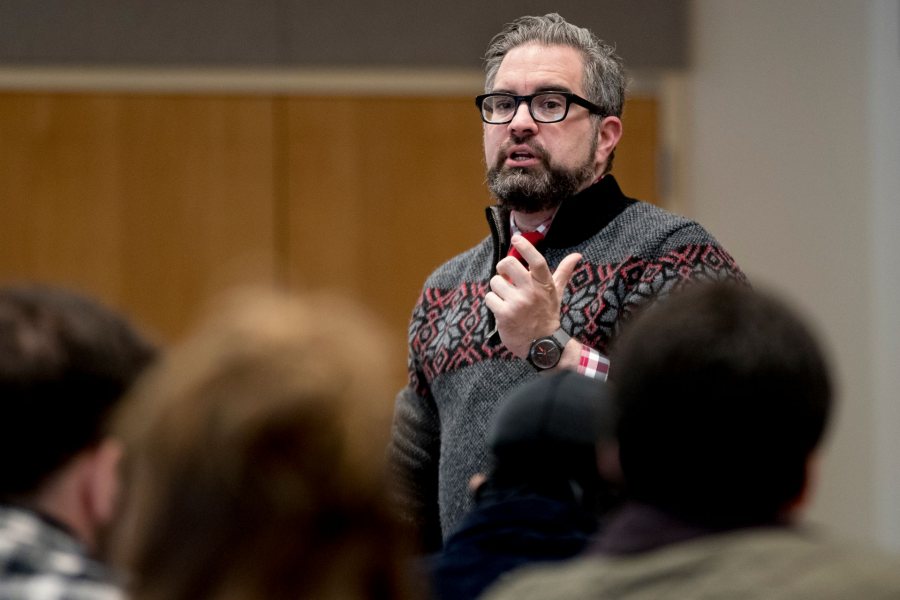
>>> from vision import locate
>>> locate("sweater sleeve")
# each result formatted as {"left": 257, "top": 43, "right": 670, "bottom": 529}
{"left": 389, "top": 293, "right": 445, "bottom": 551}
{"left": 390, "top": 385, "right": 443, "bottom": 552}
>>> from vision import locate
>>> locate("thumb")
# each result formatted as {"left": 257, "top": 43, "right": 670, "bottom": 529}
{"left": 552, "top": 253, "right": 582, "bottom": 297}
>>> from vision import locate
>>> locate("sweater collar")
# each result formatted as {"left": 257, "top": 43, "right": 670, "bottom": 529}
{"left": 486, "top": 175, "right": 634, "bottom": 253}
{"left": 543, "top": 175, "right": 633, "bottom": 248}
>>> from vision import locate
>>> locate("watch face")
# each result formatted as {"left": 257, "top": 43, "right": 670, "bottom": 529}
{"left": 530, "top": 338, "right": 562, "bottom": 369}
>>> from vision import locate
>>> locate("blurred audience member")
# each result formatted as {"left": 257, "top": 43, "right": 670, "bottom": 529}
{"left": 110, "top": 288, "right": 421, "bottom": 600}
{"left": 485, "top": 283, "right": 900, "bottom": 599}
{"left": 0, "top": 284, "right": 156, "bottom": 600}
{"left": 432, "top": 371, "right": 621, "bottom": 600}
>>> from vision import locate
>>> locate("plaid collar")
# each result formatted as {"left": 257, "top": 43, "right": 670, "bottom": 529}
{"left": 509, "top": 210, "right": 557, "bottom": 238}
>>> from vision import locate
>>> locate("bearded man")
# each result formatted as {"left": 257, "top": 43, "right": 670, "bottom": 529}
{"left": 390, "top": 13, "right": 747, "bottom": 551}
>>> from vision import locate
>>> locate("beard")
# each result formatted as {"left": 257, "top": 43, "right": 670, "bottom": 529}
{"left": 487, "top": 134, "right": 598, "bottom": 213}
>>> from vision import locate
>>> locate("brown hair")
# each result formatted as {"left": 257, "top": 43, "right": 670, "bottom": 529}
{"left": 111, "top": 288, "right": 419, "bottom": 600}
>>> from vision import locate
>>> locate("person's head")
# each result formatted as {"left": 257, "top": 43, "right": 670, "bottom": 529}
{"left": 0, "top": 284, "right": 156, "bottom": 544}
{"left": 610, "top": 283, "right": 832, "bottom": 529}
{"left": 111, "top": 288, "right": 417, "bottom": 600}
{"left": 479, "top": 13, "right": 626, "bottom": 213}
{"left": 485, "top": 371, "right": 621, "bottom": 515}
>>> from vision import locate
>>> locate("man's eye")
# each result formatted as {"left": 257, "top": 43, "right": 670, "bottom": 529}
{"left": 538, "top": 97, "right": 563, "bottom": 110}
{"left": 493, "top": 99, "right": 515, "bottom": 111}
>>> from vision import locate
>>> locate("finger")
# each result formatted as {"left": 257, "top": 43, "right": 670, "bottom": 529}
{"left": 489, "top": 274, "right": 515, "bottom": 300}
{"left": 552, "top": 252, "right": 583, "bottom": 297}
{"left": 510, "top": 235, "right": 552, "bottom": 285}
{"left": 495, "top": 254, "right": 531, "bottom": 287}
{"left": 483, "top": 290, "right": 504, "bottom": 315}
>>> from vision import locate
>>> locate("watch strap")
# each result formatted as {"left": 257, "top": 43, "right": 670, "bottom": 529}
{"left": 549, "top": 327, "right": 571, "bottom": 349}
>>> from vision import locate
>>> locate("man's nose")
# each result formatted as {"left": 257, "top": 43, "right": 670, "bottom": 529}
{"left": 508, "top": 99, "right": 537, "bottom": 136}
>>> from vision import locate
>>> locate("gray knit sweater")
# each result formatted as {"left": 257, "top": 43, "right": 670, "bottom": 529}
{"left": 390, "top": 176, "right": 746, "bottom": 547}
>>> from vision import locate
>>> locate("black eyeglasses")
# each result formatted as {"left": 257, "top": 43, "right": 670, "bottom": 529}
{"left": 475, "top": 92, "right": 604, "bottom": 124}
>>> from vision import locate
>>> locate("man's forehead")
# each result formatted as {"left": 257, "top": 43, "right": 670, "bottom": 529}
{"left": 492, "top": 43, "right": 585, "bottom": 94}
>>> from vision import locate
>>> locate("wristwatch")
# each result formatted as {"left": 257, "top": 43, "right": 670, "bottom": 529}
{"left": 527, "top": 327, "right": 571, "bottom": 370}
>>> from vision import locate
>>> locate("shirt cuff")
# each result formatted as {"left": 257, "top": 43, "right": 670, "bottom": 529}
{"left": 578, "top": 345, "right": 610, "bottom": 380}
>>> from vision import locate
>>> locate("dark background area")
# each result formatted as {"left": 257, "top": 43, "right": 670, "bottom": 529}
{"left": 0, "top": 1, "right": 687, "bottom": 70}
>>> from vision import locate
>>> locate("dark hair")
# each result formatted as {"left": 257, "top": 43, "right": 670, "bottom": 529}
{"left": 610, "top": 283, "right": 832, "bottom": 528}
{"left": 0, "top": 284, "right": 157, "bottom": 498}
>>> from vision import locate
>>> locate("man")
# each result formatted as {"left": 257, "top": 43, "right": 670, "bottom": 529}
{"left": 390, "top": 13, "right": 745, "bottom": 548}
{"left": 0, "top": 285, "right": 156, "bottom": 599}
{"left": 484, "top": 283, "right": 900, "bottom": 599}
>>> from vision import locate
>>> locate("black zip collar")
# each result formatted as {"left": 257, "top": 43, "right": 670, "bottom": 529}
{"left": 484, "top": 175, "right": 634, "bottom": 260}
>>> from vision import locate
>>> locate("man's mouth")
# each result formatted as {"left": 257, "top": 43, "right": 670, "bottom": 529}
{"left": 501, "top": 143, "right": 544, "bottom": 169}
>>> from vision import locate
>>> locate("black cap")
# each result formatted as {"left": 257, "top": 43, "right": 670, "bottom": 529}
{"left": 488, "top": 371, "right": 617, "bottom": 481}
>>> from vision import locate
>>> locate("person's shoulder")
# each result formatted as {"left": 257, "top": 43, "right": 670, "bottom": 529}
{"left": 615, "top": 201, "right": 721, "bottom": 247}
{"left": 420, "top": 235, "right": 493, "bottom": 289}
{"left": 0, "top": 578, "right": 123, "bottom": 600}
{"left": 483, "top": 527, "right": 900, "bottom": 600}
{"left": 481, "top": 553, "right": 608, "bottom": 600}
{"left": 669, "top": 526, "right": 900, "bottom": 598}
{"left": 744, "top": 527, "right": 900, "bottom": 597}
{"left": 582, "top": 200, "right": 736, "bottom": 272}
{"left": 0, "top": 506, "right": 122, "bottom": 598}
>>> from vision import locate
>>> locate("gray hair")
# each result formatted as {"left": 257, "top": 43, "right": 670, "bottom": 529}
{"left": 483, "top": 13, "right": 626, "bottom": 119}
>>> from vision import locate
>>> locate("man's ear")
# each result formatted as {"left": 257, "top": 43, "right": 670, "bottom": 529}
{"left": 781, "top": 452, "right": 819, "bottom": 518}
{"left": 595, "top": 116, "right": 623, "bottom": 171}
{"left": 86, "top": 438, "right": 124, "bottom": 527}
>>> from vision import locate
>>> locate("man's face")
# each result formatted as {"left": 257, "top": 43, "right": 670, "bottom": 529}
{"left": 484, "top": 43, "right": 602, "bottom": 213}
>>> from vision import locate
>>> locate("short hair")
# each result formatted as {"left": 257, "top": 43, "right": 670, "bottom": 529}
{"left": 483, "top": 13, "right": 626, "bottom": 120}
{"left": 610, "top": 283, "right": 832, "bottom": 528}
{"left": 111, "top": 289, "right": 417, "bottom": 600}
{"left": 0, "top": 284, "right": 156, "bottom": 499}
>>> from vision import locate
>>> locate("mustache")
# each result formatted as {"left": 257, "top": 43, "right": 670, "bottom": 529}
{"left": 495, "top": 138, "right": 548, "bottom": 169}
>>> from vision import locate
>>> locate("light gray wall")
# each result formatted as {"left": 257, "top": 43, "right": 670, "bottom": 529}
{"left": 685, "top": 0, "right": 900, "bottom": 550}
{"left": 0, "top": 0, "right": 687, "bottom": 70}
{"left": 869, "top": 0, "right": 900, "bottom": 553}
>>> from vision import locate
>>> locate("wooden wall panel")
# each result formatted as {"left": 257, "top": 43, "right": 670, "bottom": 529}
{"left": 0, "top": 91, "right": 657, "bottom": 357}
{"left": 0, "top": 93, "right": 278, "bottom": 340}
{"left": 0, "top": 94, "right": 125, "bottom": 299}
{"left": 114, "top": 95, "right": 279, "bottom": 339}
{"left": 283, "top": 96, "right": 490, "bottom": 346}
{"left": 615, "top": 96, "right": 660, "bottom": 205}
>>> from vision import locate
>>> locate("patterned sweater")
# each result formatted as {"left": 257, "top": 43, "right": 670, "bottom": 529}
{"left": 390, "top": 176, "right": 746, "bottom": 547}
